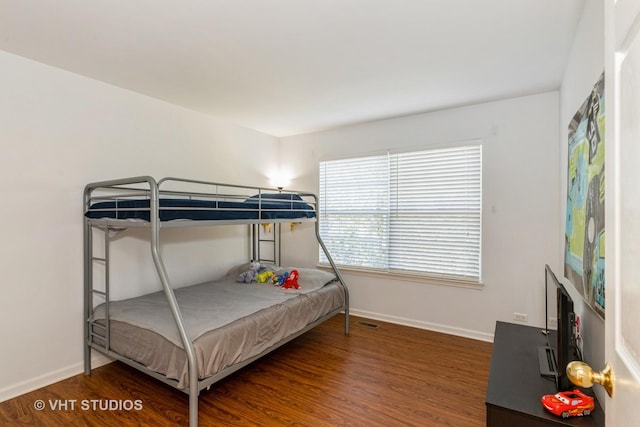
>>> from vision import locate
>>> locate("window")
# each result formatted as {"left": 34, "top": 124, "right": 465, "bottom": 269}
{"left": 319, "top": 143, "right": 482, "bottom": 282}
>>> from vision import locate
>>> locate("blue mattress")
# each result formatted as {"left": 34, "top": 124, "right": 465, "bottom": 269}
{"left": 85, "top": 194, "right": 316, "bottom": 222}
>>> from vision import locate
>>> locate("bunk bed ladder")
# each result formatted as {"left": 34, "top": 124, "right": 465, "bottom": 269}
{"left": 86, "top": 225, "right": 111, "bottom": 354}
{"left": 252, "top": 223, "right": 281, "bottom": 266}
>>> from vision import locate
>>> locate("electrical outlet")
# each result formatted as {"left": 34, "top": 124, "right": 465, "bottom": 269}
{"left": 548, "top": 317, "right": 558, "bottom": 328}
{"left": 513, "top": 312, "right": 528, "bottom": 322}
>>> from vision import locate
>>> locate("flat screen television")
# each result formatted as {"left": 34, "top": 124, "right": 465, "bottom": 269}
{"left": 538, "top": 264, "right": 578, "bottom": 391}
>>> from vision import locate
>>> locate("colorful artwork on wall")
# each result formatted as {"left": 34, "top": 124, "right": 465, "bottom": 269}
{"left": 565, "top": 72, "right": 605, "bottom": 319}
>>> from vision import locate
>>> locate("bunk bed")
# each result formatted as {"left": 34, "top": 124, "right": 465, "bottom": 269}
{"left": 83, "top": 176, "right": 349, "bottom": 427}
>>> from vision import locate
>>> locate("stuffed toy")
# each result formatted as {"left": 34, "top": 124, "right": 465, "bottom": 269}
{"left": 237, "top": 261, "right": 267, "bottom": 283}
{"left": 281, "top": 269, "right": 300, "bottom": 289}
{"left": 256, "top": 270, "right": 274, "bottom": 283}
{"left": 272, "top": 271, "right": 289, "bottom": 286}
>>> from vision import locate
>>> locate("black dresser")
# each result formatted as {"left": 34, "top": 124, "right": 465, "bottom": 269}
{"left": 485, "top": 321, "right": 604, "bottom": 427}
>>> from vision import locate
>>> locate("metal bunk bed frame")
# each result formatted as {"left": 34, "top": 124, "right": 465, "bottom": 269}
{"left": 83, "top": 176, "right": 350, "bottom": 427}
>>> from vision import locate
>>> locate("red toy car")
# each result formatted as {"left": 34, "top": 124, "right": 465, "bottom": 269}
{"left": 541, "top": 389, "right": 595, "bottom": 418}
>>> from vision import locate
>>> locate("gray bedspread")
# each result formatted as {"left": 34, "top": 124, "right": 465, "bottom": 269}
{"left": 91, "top": 268, "right": 344, "bottom": 389}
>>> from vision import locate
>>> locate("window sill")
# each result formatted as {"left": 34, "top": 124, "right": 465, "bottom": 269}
{"left": 317, "top": 264, "right": 484, "bottom": 290}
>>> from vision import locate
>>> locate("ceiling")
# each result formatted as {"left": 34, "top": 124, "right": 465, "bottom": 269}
{"left": 0, "top": 0, "right": 585, "bottom": 137}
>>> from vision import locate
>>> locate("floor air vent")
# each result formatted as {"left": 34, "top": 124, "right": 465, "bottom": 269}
{"left": 355, "top": 320, "right": 380, "bottom": 329}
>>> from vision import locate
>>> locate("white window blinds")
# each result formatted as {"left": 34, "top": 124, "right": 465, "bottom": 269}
{"left": 319, "top": 144, "right": 482, "bottom": 281}
{"left": 319, "top": 155, "right": 390, "bottom": 269}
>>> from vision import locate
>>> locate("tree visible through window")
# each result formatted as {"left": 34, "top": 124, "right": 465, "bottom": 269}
{"left": 319, "top": 144, "right": 482, "bottom": 282}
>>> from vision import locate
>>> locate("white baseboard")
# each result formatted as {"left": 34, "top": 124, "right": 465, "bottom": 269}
{"left": 0, "top": 353, "right": 113, "bottom": 403}
{"left": 349, "top": 309, "right": 494, "bottom": 343}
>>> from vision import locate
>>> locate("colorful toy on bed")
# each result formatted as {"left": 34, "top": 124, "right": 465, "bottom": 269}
{"left": 256, "top": 270, "right": 274, "bottom": 283}
{"left": 237, "top": 261, "right": 267, "bottom": 283}
{"left": 281, "top": 269, "right": 300, "bottom": 289}
{"left": 272, "top": 271, "right": 289, "bottom": 286}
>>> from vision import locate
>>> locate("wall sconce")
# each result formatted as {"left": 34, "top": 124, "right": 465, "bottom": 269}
{"left": 269, "top": 170, "right": 291, "bottom": 190}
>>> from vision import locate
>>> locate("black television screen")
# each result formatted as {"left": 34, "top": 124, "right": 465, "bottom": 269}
{"left": 538, "top": 265, "right": 578, "bottom": 391}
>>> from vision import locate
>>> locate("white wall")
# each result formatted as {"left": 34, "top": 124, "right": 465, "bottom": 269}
{"left": 559, "top": 0, "right": 605, "bottom": 402}
{"left": 0, "top": 51, "right": 278, "bottom": 400}
{"left": 280, "top": 92, "right": 560, "bottom": 341}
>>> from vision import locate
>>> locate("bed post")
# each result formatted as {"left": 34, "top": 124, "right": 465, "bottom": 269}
{"left": 83, "top": 185, "right": 93, "bottom": 375}
{"left": 147, "top": 178, "right": 200, "bottom": 427}
{"left": 313, "top": 199, "right": 350, "bottom": 335}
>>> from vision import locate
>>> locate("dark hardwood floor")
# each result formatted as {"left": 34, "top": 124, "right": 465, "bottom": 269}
{"left": 0, "top": 315, "right": 493, "bottom": 426}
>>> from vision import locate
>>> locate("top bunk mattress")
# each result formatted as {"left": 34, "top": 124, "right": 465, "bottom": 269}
{"left": 85, "top": 193, "right": 316, "bottom": 222}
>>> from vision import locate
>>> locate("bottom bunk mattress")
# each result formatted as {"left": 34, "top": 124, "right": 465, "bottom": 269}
{"left": 90, "top": 268, "right": 344, "bottom": 390}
